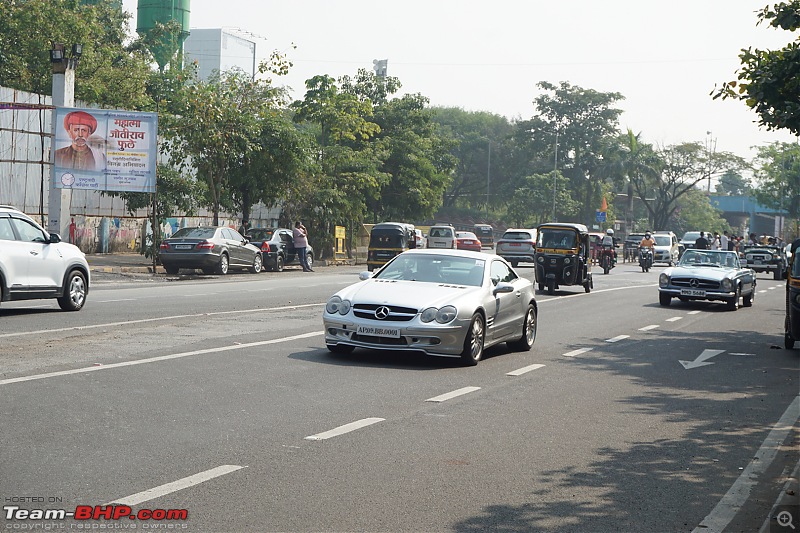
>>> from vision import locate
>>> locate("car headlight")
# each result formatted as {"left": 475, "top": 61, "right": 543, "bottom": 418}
{"left": 337, "top": 299, "right": 351, "bottom": 315}
{"left": 537, "top": 256, "right": 544, "bottom": 263}
{"left": 435, "top": 306, "right": 457, "bottom": 324}
{"left": 564, "top": 257, "right": 571, "bottom": 265}
{"left": 420, "top": 306, "right": 457, "bottom": 324}
{"left": 420, "top": 307, "right": 437, "bottom": 323}
{"left": 721, "top": 278, "right": 733, "bottom": 291}
{"left": 325, "top": 296, "right": 342, "bottom": 314}
{"left": 795, "top": 293, "right": 800, "bottom": 305}
{"left": 659, "top": 273, "right": 669, "bottom": 287}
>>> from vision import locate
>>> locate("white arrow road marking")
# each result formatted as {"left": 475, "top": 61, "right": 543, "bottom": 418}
{"left": 605, "top": 335, "right": 630, "bottom": 343}
{"left": 639, "top": 325, "right": 660, "bottom": 331}
{"left": 680, "top": 349, "right": 725, "bottom": 369}
{"left": 108, "top": 465, "right": 244, "bottom": 506}
{"left": 666, "top": 316, "right": 683, "bottom": 322}
{"left": 305, "top": 418, "right": 385, "bottom": 441}
{"left": 507, "top": 364, "right": 545, "bottom": 376}
{"left": 564, "top": 348, "right": 592, "bottom": 358}
{"left": 426, "top": 386, "right": 481, "bottom": 402}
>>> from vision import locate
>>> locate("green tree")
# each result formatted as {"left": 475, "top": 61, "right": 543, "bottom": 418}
{"left": 0, "top": 0, "right": 152, "bottom": 108}
{"left": 505, "top": 172, "right": 579, "bottom": 227}
{"left": 516, "top": 81, "right": 625, "bottom": 224}
{"left": 162, "top": 64, "right": 289, "bottom": 225}
{"left": 672, "top": 187, "right": 731, "bottom": 237}
{"left": 714, "top": 1, "right": 800, "bottom": 134}
{"left": 751, "top": 141, "right": 800, "bottom": 228}
{"left": 715, "top": 170, "right": 751, "bottom": 195}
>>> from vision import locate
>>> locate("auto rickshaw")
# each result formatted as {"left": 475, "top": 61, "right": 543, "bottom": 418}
{"left": 534, "top": 222, "right": 593, "bottom": 295}
{"left": 367, "top": 222, "right": 416, "bottom": 271}
{"left": 785, "top": 238, "right": 800, "bottom": 349}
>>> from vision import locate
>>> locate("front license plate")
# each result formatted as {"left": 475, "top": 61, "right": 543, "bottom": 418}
{"left": 357, "top": 325, "right": 400, "bottom": 338}
{"left": 174, "top": 244, "right": 192, "bottom": 250}
{"left": 680, "top": 288, "right": 706, "bottom": 297}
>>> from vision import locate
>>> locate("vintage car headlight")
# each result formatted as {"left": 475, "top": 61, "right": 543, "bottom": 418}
{"left": 326, "top": 296, "right": 350, "bottom": 314}
{"left": 795, "top": 293, "right": 800, "bottom": 305}
{"left": 659, "top": 273, "right": 669, "bottom": 287}
{"left": 721, "top": 278, "right": 733, "bottom": 292}
{"left": 537, "top": 256, "right": 545, "bottom": 263}
{"left": 564, "top": 257, "right": 571, "bottom": 265}
{"left": 420, "top": 305, "right": 457, "bottom": 324}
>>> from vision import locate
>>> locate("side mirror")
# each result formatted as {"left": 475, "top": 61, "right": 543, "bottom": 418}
{"left": 493, "top": 282, "right": 514, "bottom": 295}
{"left": 49, "top": 233, "right": 62, "bottom": 243}
{"left": 359, "top": 271, "right": 373, "bottom": 281}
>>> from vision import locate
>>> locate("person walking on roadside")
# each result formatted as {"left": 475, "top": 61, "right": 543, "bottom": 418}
{"left": 695, "top": 231, "right": 710, "bottom": 250}
{"left": 293, "top": 221, "right": 313, "bottom": 272}
{"left": 721, "top": 231, "right": 730, "bottom": 251}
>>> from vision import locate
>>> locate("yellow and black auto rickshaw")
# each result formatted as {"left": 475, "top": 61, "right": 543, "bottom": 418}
{"left": 367, "top": 222, "right": 416, "bottom": 271}
{"left": 785, "top": 238, "right": 800, "bottom": 349}
{"left": 534, "top": 222, "right": 593, "bottom": 295}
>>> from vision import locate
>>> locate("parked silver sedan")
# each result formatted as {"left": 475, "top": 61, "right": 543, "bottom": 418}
{"left": 323, "top": 249, "right": 538, "bottom": 365}
{"left": 658, "top": 249, "right": 756, "bottom": 310}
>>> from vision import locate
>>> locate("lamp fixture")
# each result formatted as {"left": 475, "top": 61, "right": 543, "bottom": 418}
{"left": 71, "top": 43, "right": 82, "bottom": 58}
{"left": 50, "top": 43, "right": 65, "bottom": 63}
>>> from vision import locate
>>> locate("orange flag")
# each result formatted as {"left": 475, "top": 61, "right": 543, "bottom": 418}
{"left": 600, "top": 196, "right": 608, "bottom": 211}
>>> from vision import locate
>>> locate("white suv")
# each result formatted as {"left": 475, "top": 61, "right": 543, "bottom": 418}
{"left": 426, "top": 225, "right": 456, "bottom": 249}
{"left": 0, "top": 205, "right": 90, "bottom": 311}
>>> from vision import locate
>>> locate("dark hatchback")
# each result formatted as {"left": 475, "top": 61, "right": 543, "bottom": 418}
{"left": 158, "top": 226, "right": 263, "bottom": 275}
{"left": 246, "top": 228, "right": 315, "bottom": 272}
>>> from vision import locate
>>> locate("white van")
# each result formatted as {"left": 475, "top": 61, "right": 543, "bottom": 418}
{"left": 426, "top": 225, "right": 456, "bottom": 249}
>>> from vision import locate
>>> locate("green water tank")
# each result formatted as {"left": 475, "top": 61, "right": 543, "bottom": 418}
{"left": 136, "top": 0, "right": 191, "bottom": 71}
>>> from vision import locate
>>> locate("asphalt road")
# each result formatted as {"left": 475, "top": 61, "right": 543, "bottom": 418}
{"left": 1, "top": 261, "right": 798, "bottom": 532}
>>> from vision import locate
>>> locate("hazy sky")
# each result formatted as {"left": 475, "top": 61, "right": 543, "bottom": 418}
{"left": 120, "top": 0, "right": 797, "bottom": 160}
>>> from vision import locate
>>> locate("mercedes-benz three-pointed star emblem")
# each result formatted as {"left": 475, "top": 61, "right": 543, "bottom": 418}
{"left": 374, "top": 306, "right": 391, "bottom": 319}
{"left": 689, "top": 278, "right": 699, "bottom": 288}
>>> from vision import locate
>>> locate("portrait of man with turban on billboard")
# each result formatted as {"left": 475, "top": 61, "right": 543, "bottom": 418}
{"left": 55, "top": 110, "right": 105, "bottom": 171}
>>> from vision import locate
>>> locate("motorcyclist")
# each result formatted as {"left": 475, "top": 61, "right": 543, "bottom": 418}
{"left": 601, "top": 228, "right": 617, "bottom": 266}
{"left": 639, "top": 231, "right": 656, "bottom": 267}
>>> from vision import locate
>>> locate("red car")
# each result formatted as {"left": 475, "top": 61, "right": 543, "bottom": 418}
{"left": 455, "top": 231, "right": 482, "bottom": 252}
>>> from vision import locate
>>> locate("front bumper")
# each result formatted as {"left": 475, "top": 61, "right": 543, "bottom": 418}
{"left": 499, "top": 253, "right": 536, "bottom": 264}
{"left": 659, "top": 287, "right": 736, "bottom": 302}
{"left": 323, "top": 315, "right": 469, "bottom": 356}
{"left": 747, "top": 263, "right": 780, "bottom": 273}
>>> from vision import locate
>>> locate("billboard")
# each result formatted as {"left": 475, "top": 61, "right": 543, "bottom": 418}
{"left": 53, "top": 107, "right": 158, "bottom": 193}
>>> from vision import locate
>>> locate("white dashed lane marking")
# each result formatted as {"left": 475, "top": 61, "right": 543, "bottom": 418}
{"left": 688, "top": 311, "right": 701, "bottom": 315}
{"left": 108, "top": 465, "right": 244, "bottom": 506}
{"left": 605, "top": 335, "right": 630, "bottom": 343}
{"left": 305, "top": 418, "right": 385, "bottom": 441}
{"left": 507, "top": 364, "right": 545, "bottom": 376}
{"left": 639, "top": 325, "right": 660, "bottom": 331}
{"left": 564, "top": 348, "right": 592, "bottom": 358}
{"left": 425, "top": 386, "right": 481, "bottom": 403}
{"left": 666, "top": 317, "right": 683, "bottom": 322}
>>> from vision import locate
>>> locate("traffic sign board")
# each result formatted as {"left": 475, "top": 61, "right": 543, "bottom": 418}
{"left": 596, "top": 211, "right": 607, "bottom": 222}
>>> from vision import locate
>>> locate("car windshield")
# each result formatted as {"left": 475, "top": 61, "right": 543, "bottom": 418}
{"left": 682, "top": 232, "right": 702, "bottom": 242}
{"left": 171, "top": 227, "right": 215, "bottom": 239}
{"left": 247, "top": 228, "right": 275, "bottom": 241}
{"left": 793, "top": 256, "right": 800, "bottom": 277}
{"left": 679, "top": 250, "right": 739, "bottom": 268}
{"left": 537, "top": 230, "right": 576, "bottom": 249}
{"left": 370, "top": 232, "right": 405, "bottom": 247}
{"left": 654, "top": 235, "right": 671, "bottom": 246}
{"left": 375, "top": 254, "right": 486, "bottom": 286}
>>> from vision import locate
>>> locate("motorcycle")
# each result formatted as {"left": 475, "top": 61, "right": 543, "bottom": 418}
{"left": 639, "top": 246, "right": 654, "bottom": 272}
{"left": 599, "top": 245, "right": 616, "bottom": 275}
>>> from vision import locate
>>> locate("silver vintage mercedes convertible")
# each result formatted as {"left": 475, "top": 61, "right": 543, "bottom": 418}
{"left": 658, "top": 249, "right": 756, "bottom": 310}
{"left": 323, "top": 249, "right": 538, "bottom": 365}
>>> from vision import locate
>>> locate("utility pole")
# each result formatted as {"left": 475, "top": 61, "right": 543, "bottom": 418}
{"left": 486, "top": 140, "right": 490, "bottom": 221}
{"left": 48, "top": 43, "right": 80, "bottom": 238}
{"left": 552, "top": 128, "right": 559, "bottom": 221}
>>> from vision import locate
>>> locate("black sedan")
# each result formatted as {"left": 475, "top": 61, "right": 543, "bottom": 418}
{"left": 158, "top": 226, "right": 263, "bottom": 275}
{"left": 246, "top": 228, "right": 314, "bottom": 272}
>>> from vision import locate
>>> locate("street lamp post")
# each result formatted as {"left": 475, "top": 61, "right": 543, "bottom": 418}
{"left": 48, "top": 42, "right": 81, "bottom": 238}
{"left": 552, "top": 128, "right": 559, "bottom": 221}
{"left": 486, "top": 140, "right": 491, "bottom": 221}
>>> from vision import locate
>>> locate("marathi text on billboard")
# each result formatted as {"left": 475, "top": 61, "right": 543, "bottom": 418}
{"left": 53, "top": 107, "right": 158, "bottom": 193}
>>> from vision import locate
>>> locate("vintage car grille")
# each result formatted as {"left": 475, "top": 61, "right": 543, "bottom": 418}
{"left": 353, "top": 304, "right": 418, "bottom": 321}
{"left": 746, "top": 253, "right": 773, "bottom": 262}
{"left": 670, "top": 277, "right": 721, "bottom": 290}
{"left": 352, "top": 334, "right": 408, "bottom": 345}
